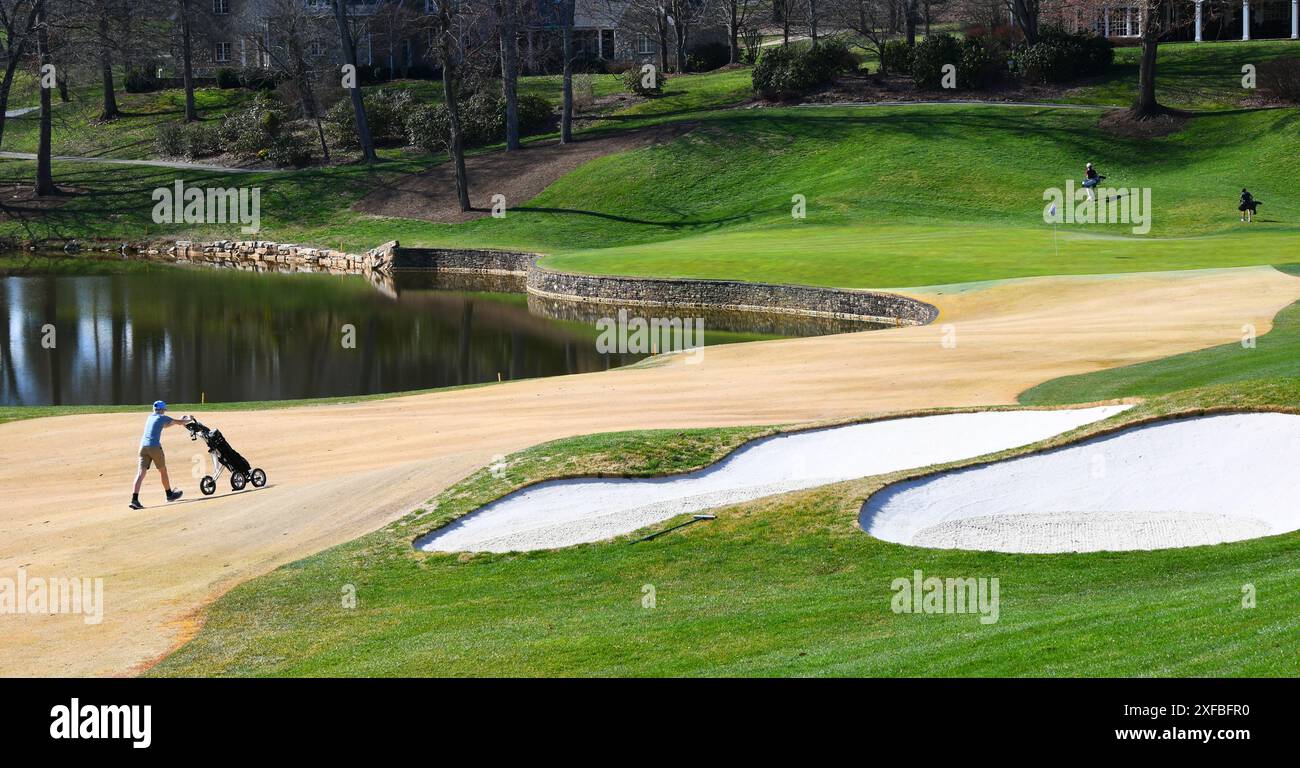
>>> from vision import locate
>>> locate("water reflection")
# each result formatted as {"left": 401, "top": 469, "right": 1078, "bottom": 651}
{"left": 1, "top": 259, "right": 880, "bottom": 406}
{"left": 1, "top": 267, "right": 643, "bottom": 406}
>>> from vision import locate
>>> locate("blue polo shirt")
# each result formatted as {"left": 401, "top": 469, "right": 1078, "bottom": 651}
{"left": 141, "top": 413, "right": 174, "bottom": 448}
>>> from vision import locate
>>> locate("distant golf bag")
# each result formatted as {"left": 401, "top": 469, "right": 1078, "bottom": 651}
{"left": 186, "top": 420, "right": 267, "bottom": 495}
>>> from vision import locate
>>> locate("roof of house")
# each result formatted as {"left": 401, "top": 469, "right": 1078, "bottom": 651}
{"left": 574, "top": 0, "right": 630, "bottom": 28}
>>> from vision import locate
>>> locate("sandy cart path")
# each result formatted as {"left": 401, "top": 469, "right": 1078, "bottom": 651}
{"left": 1, "top": 265, "right": 1296, "bottom": 676}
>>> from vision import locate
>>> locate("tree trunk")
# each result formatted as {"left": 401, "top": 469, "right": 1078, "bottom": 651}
{"left": 36, "top": 1, "right": 55, "bottom": 196}
{"left": 499, "top": 0, "right": 520, "bottom": 150}
{"left": 1130, "top": 2, "right": 1162, "bottom": 117}
{"left": 728, "top": 3, "right": 739, "bottom": 64}
{"left": 808, "top": 0, "right": 819, "bottom": 47}
{"left": 905, "top": 3, "right": 917, "bottom": 45}
{"left": 1011, "top": 0, "right": 1039, "bottom": 45}
{"left": 560, "top": 0, "right": 574, "bottom": 144}
{"left": 334, "top": 0, "right": 377, "bottom": 162}
{"left": 0, "top": 53, "right": 25, "bottom": 150}
{"left": 658, "top": 14, "right": 670, "bottom": 73}
{"left": 439, "top": 7, "right": 470, "bottom": 211}
{"left": 179, "top": 0, "right": 197, "bottom": 122}
{"left": 99, "top": 10, "right": 119, "bottom": 122}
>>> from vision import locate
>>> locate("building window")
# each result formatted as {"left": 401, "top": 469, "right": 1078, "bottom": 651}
{"left": 215, "top": 42, "right": 231, "bottom": 63}
{"left": 213, "top": 0, "right": 229, "bottom": 14}
{"left": 600, "top": 29, "right": 614, "bottom": 60}
{"left": 308, "top": 40, "right": 325, "bottom": 57}
{"left": 637, "top": 32, "right": 653, "bottom": 55}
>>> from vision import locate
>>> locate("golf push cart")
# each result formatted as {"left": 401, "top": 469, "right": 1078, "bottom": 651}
{"left": 185, "top": 419, "right": 267, "bottom": 495}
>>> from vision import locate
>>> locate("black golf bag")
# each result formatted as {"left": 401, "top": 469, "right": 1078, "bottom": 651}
{"left": 186, "top": 419, "right": 266, "bottom": 495}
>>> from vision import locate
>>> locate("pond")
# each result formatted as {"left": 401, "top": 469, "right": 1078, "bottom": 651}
{"left": 0, "top": 255, "right": 879, "bottom": 407}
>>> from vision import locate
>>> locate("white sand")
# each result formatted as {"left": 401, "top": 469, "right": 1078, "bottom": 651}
{"left": 417, "top": 405, "right": 1129, "bottom": 552}
{"left": 861, "top": 413, "right": 1300, "bottom": 553}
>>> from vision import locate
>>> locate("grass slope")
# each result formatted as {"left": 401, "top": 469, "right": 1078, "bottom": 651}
{"left": 153, "top": 380, "right": 1300, "bottom": 677}
{"left": 7, "top": 103, "right": 1298, "bottom": 289}
{"left": 1062, "top": 39, "right": 1300, "bottom": 111}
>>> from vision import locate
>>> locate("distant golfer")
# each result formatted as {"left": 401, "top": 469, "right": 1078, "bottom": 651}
{"left": 1082, "top": 162, "right": 1104, "bottom": 201}
{"left": 1238, "top": 188, "right": 1260, "bottom": 223}
{"left": 130, "top": 400, "right": 194, "bottom": 510}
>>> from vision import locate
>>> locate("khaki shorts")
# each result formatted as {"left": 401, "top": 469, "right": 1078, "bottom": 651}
{"left": 138, "top": 446, "right": 166, "bottom": 472}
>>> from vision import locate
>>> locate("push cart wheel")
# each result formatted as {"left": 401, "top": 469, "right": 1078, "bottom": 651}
{"left": 250, "top": 468, "right": 267, "bottom": 488}
{"left": 200, "top": 476, "right": 216, "bottom": 496}
{"left": 231, "top": 472, "right": 247, "bottom": 491}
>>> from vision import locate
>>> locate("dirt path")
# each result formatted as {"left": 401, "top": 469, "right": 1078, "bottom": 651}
{"left": 352, "top": 123, "right": 696, "bottom": 223}
{"left": 1, "top": 265, "right": 1297, "bottom": 676}
{"left": 0, "top": 151, "right": 262, "bottom": 174}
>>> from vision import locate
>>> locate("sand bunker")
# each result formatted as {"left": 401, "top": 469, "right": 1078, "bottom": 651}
{"left": 417, "top": 406, "right": 1128, "bottom": 552}
{"left": 861, "top": 413, "right": 1300, "bottom": 553}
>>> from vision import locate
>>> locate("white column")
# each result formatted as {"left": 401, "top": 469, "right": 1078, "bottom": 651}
{"left": 1126, "top": 5, "right": 1133, "bottom": 36}
{"left": 1243, "top": 0, "right": 1251, "bottom": 40}
{"left": 1195, "top": 0, "right": 1204, "bottom": 41}
{"left": 1105, "top": 6, "right": 1111, "bottom": 36}
{"left": 1292, "top": 0, "right": 1298, "bottom": 38}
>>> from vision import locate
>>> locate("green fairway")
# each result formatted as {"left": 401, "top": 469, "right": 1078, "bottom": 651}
{"left": 7, "top": 102, "right": 1298, "bottom": 290}
{"left": 1062, "top": 39, "right": 1300, "bottom": 111}
{"left": 1021, "top": 267, "right": 1300, "bottom": 404}
{"left": 151, "top": 380, "right": 1300, "bottom": 677}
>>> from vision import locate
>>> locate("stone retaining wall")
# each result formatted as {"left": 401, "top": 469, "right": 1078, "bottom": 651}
{"left": 169, "top": 240, "right": 370, "bottom": 273}
{"left": 143, "top": 238, "right": 938, "bottom": 327}
{"left": 527, "top": 265, "right": 938, "bottom": 326}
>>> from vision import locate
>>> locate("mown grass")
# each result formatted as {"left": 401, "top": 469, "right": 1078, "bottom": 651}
{"left": 151, "top": 378, "right": 1300, "bottom": 677}
{"left": 1062, "top": 39, "right": 1300, "bottom": 111}
{"left": 2, "top": 82, "right": 255, "bottom": 160}
{"left": 7, "top": 102, "right": 1298, "bottom": 289}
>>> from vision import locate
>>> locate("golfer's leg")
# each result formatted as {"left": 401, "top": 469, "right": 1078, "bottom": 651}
{"left": 133, "top": 468, "right": 146, "bottom": 494}
{"left": 158, "top": 464, "right": 172, "bottom": 493}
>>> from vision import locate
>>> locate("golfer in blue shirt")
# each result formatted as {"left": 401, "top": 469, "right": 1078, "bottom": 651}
{"left": 130, "top": 401, "right": 195, "bottom": 510}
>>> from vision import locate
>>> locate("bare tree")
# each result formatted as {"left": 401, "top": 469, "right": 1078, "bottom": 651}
{"left": 713, "top": 0, "right": 759, "bottom": 63}
{"left": 829, "top": 0, "right": 891, "bottom": 62}
{"left": 1130, "top": 0, "right": 1165, "bottom": 118}
{"left": 333, "top": 0, "right": 377, "bottom": 162}
{"left": 618, "top": 0, "right": 672, "bottom": 72}
{"left": 498, "top": 0, "right": 520, "bottom": 149}
{"left": 1009, "top": 0, "right": 1040, "bottom": 44}
{"left": 560, "top": 0, "right": 573, "bottom": 142}
{"left": 255, "top": 0, "right": 332, "bottom": 162}
{"left": 667, "top": 0, "right": 708, "bottom": 71}
{"left": 717, "top": 0, "right": 759, "bottom": 63}
{"left": 0, "top": 0, "right": 42, "bottom": 148}
{"left": 94, "top": 0, "right": 119, "bottom": 119}
{"left": 176, "top": 0, "right": 196, "bottom": 121}
{"left": 434, "top": 0, "right": 470, "bottom": 209}
{"left": 36, "top": 0, "right": 55, "bottom": 195}
{"left": 805, "top": 0, "right": 820, "bottom": 45}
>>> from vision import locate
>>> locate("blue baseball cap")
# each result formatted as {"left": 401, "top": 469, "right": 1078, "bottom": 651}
{"left": 153, "top": 400, "right": 167, "bottom": 411}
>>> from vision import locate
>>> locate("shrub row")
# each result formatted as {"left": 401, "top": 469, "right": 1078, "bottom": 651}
{"left": 404, "top": 90, "right": 553, "bottom": 153}
{"left": 752, "top": 40, "right": 859, "bottom": 100}
{"left": 880, "top": 28, "right": 1111, "bottom": 91}
{"left": 911, "top": 34, "right": 1003, "bottom": 90}
{"left": 1009, "top": 27, "right": 1113, "bottom": 84}
{"left": 154, "top": 93, "right": 312, "bottom": 167}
